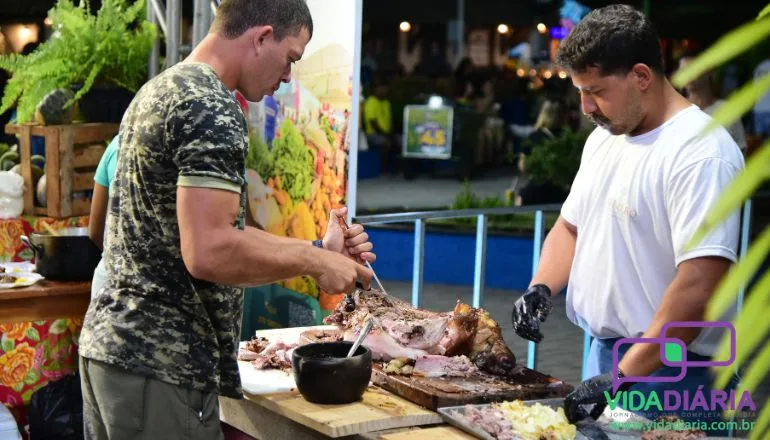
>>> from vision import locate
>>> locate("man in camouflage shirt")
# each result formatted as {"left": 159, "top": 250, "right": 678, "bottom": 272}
{"left": 78, "top": 0, "right": 375, "bottom": 438}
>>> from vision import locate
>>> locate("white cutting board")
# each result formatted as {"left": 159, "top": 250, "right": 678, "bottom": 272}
{"left": 238, "top": 325, "right": 338, "bottom": 395}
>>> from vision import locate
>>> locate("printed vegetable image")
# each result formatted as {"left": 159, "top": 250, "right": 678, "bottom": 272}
{"left": 272, "top": 119, "right": 315, "bottom": 203}
{"left": 245, "top": 110, "right": 350, "bottom": 300}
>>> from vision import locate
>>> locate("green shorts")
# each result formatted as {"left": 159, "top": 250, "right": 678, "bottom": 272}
{"left": 79, "top": 357, "right": 224, "bottom": 440}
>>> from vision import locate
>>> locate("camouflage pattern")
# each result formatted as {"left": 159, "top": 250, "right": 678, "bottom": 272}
{"left": 79, "top": 62, "right": 249, "bottom": 399}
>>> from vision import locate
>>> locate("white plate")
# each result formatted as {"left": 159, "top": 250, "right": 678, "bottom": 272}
{"left": 0, "top": 262, "right": 43, "bottom": 289}
{"left": 1, "top": 262, "right": 36, "bottom": 274}
{"left": 239, "top": 325, "right": 338, "bottom": 395}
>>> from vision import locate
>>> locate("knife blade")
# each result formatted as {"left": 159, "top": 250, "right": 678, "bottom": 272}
{"left": 338, "top": 216, "right": 389, "bottom": 295}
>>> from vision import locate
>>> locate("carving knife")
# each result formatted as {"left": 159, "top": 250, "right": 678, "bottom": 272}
{"left": 338, "top": 217, "right": 389, "bottom": 295}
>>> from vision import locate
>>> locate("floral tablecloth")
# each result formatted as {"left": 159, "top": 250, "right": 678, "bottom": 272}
{"left": 0, "top": 216, "right": 88, "bottom": 436}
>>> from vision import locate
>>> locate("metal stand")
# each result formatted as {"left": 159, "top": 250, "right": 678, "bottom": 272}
{"left": 146, "top": 0, "right": 217, "bottom": 78}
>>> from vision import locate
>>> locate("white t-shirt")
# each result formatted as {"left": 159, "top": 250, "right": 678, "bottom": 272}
{"left": 561, "top": 105, "right": 745, "bottom": 357}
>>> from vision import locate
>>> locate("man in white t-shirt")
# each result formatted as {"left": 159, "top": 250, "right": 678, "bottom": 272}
{"left": 510, "top": 5, "right": 744, "bottom": 433}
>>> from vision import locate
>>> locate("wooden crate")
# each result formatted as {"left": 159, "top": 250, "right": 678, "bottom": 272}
{"left": 5, "top": 123, "right": 119, "bottom": 218}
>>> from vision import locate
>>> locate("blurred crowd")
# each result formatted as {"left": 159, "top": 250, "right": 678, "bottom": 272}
{"left": 358, "top": 45, "right": 770, "bottom": 206}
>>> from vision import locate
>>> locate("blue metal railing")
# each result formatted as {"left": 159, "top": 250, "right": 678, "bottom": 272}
{"left": 354, "top": 197, "right": 757, "bottom": 383}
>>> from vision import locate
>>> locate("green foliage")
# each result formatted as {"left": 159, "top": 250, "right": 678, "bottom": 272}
{"left": 452, "top": 181, "right": 507, "bottom": 211}
{"left": 523, "top": 128, "right": 589, "bottom": 189}
{"left": 672, "top": 3, "right": 770, "bottom": 438}
{"left": 760, "top": 3, "right": 770, "bottom": 19}
{"left": 246, "top": 133, "right": 274, "bottom": 179}
{"left": 271, "top": 119, "right": 315, "bottom": 202}
{"left": 0, "top": 0, "right": 157, "bottom": 123}
{"left": 440, "top": 181, "right": 557, "bottom": 231}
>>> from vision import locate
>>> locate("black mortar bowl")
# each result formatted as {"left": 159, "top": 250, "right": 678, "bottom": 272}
{"left": 292, "top": 341, "right": 372, "bottom": 404}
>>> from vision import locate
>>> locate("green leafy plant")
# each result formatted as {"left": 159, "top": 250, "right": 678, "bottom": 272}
{"left": 0, "top": 0, "right": 156, "bottom": 123}
{"left": 523, "top": 128, "right": 589, "bottom": 190}
{"left": 442, "top": 181, "right": 558, "bottom": 231}
{"left": 672, "top": 4, "right": 770, "bottom": 438}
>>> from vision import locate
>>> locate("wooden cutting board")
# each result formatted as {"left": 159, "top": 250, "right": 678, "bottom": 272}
{"left": 379, "top": 426, "right": 477, "bottom": 440}
{"left": 371, "top": 363, "right": 574, "bottom": 411}
{"left": 244, "top": 386, "right": 443, "bottom": 438}
{"left": 298, "top": 328, "right": 575, "bottom": 411}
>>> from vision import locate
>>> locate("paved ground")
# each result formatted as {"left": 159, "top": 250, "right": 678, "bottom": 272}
{"left": 355, "top": 172, "right": 515, "bottom": 213}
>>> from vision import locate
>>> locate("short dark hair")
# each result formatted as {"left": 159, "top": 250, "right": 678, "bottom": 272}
{"left": 213, "top": 0, "right": 313, "bottom": 41}
{"left": 556, "top": 4, "right": 663, "bottom": 76}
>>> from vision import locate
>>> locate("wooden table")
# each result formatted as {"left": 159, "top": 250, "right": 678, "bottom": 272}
{"left": 219, "top": 387, "right": 475, "bottom": 440}
{"left": 0, "top": 280, "right": 91, "bottom": 323}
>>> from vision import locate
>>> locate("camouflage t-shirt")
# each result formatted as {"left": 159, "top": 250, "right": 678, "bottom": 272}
{"left": 79, "top": 62, "right": 248, "bottom": 398}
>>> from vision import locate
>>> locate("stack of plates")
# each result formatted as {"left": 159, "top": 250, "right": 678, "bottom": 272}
{"left": 0, "top": 262, "right": 44, "bottom": 289}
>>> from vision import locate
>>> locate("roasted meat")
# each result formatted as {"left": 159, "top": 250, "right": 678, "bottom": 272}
{"left": 245, "top": 336, "right": 270, "bottom": 354}
{"left": 454, "top": 405, "right": 515, "bottom": 440}
{"left": 414, "top": 355, "right": 477, "bottom": 378}
{"left": 323, "top": 288, "right": 517, "bottom": 376}
{"left": 238, "top": 337, "right": 297, "bottom": 371}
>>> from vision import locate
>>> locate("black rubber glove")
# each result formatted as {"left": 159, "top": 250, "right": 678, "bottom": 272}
{"left": 511, "top": 284, "right": 553, "bottom": 343}
{"left": 563, "top": 371, "right": 633, "bottom": 424}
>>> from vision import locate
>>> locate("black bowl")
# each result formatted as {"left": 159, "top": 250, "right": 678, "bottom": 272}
{"left": 292, "top": 341, "right": 372, "bottom": 404}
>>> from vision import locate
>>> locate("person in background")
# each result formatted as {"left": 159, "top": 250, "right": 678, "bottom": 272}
{"left": 364, "top": 78, "right": 397, "bottom": 174}
{"left": 510, "top": 5, "right": 743, "bottom": 434}
{"left": 512, "top": 99, "right": 570, "bottom": 206}
{"left": 752, "top": 56, "right": 770, "bottom": 138}
{"left": 88, "top": 134, "right": 120, "bottom": 299}
{"left": 263, "top": 94, "right": 279, "bottom": 148}
{"left": 679, "top": 54, "right": 747, "bottom": 153}
{"left": 453, "top": 57, "right": 474, "bottom": 101}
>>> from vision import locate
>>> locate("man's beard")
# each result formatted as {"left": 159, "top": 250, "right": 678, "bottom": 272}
{"left": 588, "top": 113, "right": 626, "bottom": 135}
{"left": 587, "top": 113, "right": 611, "bottom": 129}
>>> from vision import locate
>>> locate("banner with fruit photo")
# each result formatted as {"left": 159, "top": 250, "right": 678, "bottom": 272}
{"left": 242, "top": 0, "right": 359, "bottom": 311}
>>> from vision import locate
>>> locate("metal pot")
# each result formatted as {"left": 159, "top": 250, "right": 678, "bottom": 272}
{"left": 20, "top": 227, "right": 102, "bottom": 281}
